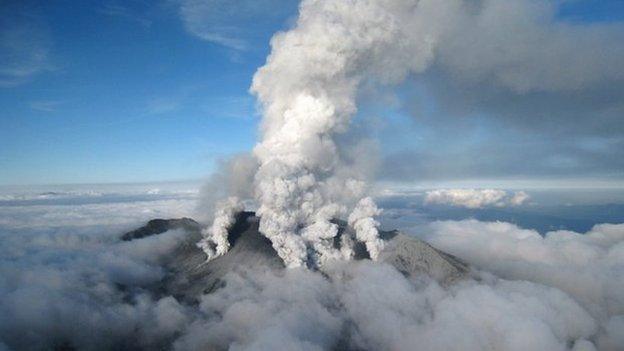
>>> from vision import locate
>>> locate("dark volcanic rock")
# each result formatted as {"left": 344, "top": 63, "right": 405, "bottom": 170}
{"left": 121, "top": 218, "right": 201, "bottom": 241}
{"left": 162, "top": 212, "right": 284, "bottom": 301}
{"left": 128, "top": 212, "right": 469, "bottom": 302}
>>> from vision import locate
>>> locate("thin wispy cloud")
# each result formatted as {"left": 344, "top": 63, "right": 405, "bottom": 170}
{"left": 177, "top": 0, "right": 250, "bottom": 50}
{"left": 145, "top": 97, "right": 181, "bottom": 115}
{"left": 0, "top": 8, "right": 52, "bottom": 88}
{"left": 176, "top": 0, "right": 297, "bottom": 51}
{"left": 98, "top": 2, "right": 153, "bottom": 28}
{"left": 29, "top": 100, "right": 65, "bottom": 112}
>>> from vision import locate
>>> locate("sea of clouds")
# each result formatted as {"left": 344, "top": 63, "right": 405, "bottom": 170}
{"left": 0, "top": 185, "right": 623, "bottom": 350}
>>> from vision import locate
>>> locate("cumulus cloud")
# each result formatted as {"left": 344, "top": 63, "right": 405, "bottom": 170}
{"left": 424, "top": 189, "right": 530, "bottom": 208}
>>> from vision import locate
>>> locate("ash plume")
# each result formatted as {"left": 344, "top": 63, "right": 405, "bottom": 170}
{"left": 201, "top": 0, "right": 450, "bottom": 266}
{"left": 199, "top": 0, "right": 624, "bottom": 267}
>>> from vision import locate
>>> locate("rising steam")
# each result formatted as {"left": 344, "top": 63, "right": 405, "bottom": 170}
{"left": 196, "top": 197, "right": 243, "bottom": 261}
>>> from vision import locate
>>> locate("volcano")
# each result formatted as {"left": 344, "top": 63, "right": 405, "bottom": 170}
{"left": 124, "top": 212, "right": 469, "bottom": 302}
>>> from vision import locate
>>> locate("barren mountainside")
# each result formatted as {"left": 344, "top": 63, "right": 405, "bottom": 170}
{"left": 124, "top": 212, "right": 469, "bottom": 302}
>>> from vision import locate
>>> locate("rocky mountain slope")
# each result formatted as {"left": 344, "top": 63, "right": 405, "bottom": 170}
{"left": 124, "top": 212, "right": 469, "bottom": 302}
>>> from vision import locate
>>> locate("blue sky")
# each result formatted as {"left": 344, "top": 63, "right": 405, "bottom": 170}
{"left": 0, "top": 0, "right": 298, "bottom": 185}
{"left": 1, "top": 0, "right": 623, "bottom": 186}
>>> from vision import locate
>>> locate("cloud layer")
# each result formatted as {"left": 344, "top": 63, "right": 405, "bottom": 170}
{"left": 1, "top": 188, "right": 623, "bottom": 350}
{"left": 173, "top": 261, "right": 599, "bottom": 351}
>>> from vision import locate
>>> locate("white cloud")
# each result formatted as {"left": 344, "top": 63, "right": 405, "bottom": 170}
{"left": 420, "top": 219, "right": 624, "bottom": 338}
{"left": 424, "top": 189, "right": 530, "bottom": 208}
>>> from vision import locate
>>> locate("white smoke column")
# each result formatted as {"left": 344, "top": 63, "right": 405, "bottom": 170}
{"left": 249, "top": 0, "right": 441, "bottom": 268}
{"left": 348, "top": 197, "right": 384, "bottom": 260}
{"left": 197, "top": 197, "right": 243, "bottom": 261}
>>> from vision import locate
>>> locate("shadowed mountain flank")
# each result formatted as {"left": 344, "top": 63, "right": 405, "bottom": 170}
{"left": 121, "top": 218, "right": 201, "bottom": 241}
